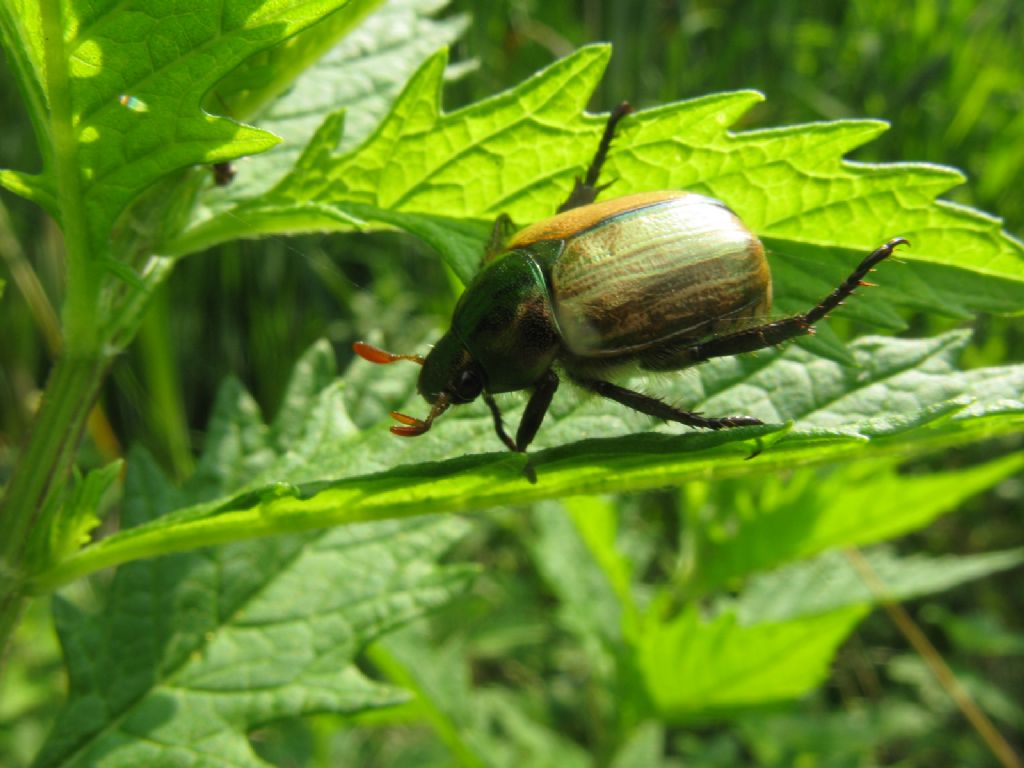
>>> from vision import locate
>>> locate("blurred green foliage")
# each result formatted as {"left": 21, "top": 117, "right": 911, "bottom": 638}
{"left": 1, "top": 0, "right": 1022, "bottom": 766}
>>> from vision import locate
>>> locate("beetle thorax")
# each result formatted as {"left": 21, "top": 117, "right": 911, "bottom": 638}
{"left": 443, "top": 250, "right": 562, "bottom": 394}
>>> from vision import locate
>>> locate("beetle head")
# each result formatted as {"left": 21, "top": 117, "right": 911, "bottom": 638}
{"left": 352, "top": 332, "right": 484, "bottom": 438}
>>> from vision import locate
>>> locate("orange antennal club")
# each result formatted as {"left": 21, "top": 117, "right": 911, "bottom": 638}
{"left": 387, "top": 394, "right": 451, "bottom": 438}
{"left": 352, "top": 341, "right": 425, "bottom": 366}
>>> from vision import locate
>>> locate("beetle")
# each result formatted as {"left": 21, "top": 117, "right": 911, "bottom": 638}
{"left": 354, "top": 103, "right": 907, "bottom": 481}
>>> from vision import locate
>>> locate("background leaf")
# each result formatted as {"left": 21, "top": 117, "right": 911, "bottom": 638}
{"left": 637, "top": 604, "right": 868, "bottom": 719}
{"left": 689, "top": 453, "right": 1024, "bottom": 593}
{"left": 164, "top": 45, "right": 1024, "bottom": 331}
{"left": 192, "top": 0, "right": 471, "bottom": 222}
{"left": 0, "top": 0, "right": 368, "bottom": 251}
{"left": 732, "top": 547, "right": 1024, "bottom": 624}
{"left": 35, "top": 345, "right": 476, "bottom": 767}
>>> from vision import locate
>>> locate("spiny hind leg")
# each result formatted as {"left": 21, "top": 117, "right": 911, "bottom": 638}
{"left": 571, "top": 375, "right": 761, "bottom": 430}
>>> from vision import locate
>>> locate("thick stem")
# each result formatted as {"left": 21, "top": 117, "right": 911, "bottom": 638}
{"left": 0, "top": 352, "right": 110, "bottom": 661}
{"left": 0, "top": 252, "right": 175, "bottom": 661}
{"left": 41, "top": 0, "right": 100, "bottom": 356}
{"left": 0, "top": 355, "right": 110, "bottom": 563}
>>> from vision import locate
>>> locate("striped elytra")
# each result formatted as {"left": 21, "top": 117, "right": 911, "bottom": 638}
{"left": 517, "top": 191, "right": 771, "bottom": 359}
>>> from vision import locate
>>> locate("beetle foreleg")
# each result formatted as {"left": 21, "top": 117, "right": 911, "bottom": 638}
{"left": 483, "top": 391, "right": 518, "bottom": 453}
{"left": 484, "top": 378, "right": 555, "bottom": 484}
{"left": 515, "top": 370, "right": 560, "bottom": 452}
{"left": 572, "top": 376, "right": 761, "bottom": 430}
{"left": 558, "top": 102, "right": 633, "bottom": 213}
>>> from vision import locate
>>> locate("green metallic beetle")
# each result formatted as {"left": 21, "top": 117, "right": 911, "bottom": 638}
{"left": 354, "top": 104, "right": 907, "bottom": 479}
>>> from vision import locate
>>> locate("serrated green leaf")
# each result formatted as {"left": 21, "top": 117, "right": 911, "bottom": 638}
{"left": 690, "top": 452, "right": 1024, "bottom": 593}
{"left": 32, "top": 332, "right": 1024, "bottom": 589}
{"left": 616, "top": 107, "right": 1024, "bottom": 317}
{"left": 169, "top": 45, "right": 613, "bottom": 269}
{"left": 167, "top": 45, "right": 1024, "bottom": 322}
{"left": 38, "top": 515, "right": 474, "bottom": 768}
{"left": 637, "top": 604, "right": 866, "bottom": 720}
{"left": 35, "top": 344, "right": 475, "bottom": 767}
{"left": 733, "top": 547, "right": 1024, "bottom": 625}
{"left": 41, "top": 460, "right": 122, "bottom": 566}
{"left": 191, "top": 0, "right": 470, "bottom": 225}
{"left": 0, "top": 0, "right": 368, "bottom": 254}
{"left": 209, "top": 0, "right": 385, "bottom": 121}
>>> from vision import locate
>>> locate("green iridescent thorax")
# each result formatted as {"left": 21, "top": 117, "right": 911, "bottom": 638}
{"left": 419, "top": 247, "right": 563, "bottom": 400}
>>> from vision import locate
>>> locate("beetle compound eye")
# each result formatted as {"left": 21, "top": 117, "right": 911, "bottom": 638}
{"left": 452, "top": 368, "right": 483, "bottom": 403}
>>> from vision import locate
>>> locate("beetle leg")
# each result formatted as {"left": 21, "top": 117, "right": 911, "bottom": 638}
{"left": 679, "top": 238, "right": 910, "bottom": 364}
{"left": 572, "top": 376, "right": 761, "bottom": 430}
{"left": 558, "top": 102, "right": 633, "bottom": 213}
{"left": 482, "top": 391, "right": 518, "bottom": 452}
{"left": 484, "top": 384, "right": 550, "bottom": 484}
{"left": 805, "top": 237, "right": 908, "bottom": 324}
{"left": 515, "top": 370, "right": 560, "bottom": 452}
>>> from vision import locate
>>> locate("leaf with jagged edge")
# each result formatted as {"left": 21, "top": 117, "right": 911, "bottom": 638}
{"left": 34, "top": 343, "right": 476, "bottom": 768}
{"left": 731, "top": 547, "right": 1024, "bottom": 625}
{"left": 26, "top": 460, "right": 122, "bottom": 571}
{"left": 207, "top": 0, "right": 386, "bottom": 122}
{"left": 0, "top": 0, "right": 366, "bottom": 252}
{"left": 31, "top": 331, "right": 1024, "bottom": 591}
{"left": 688, "top": 451, "right": 1024, "bottom": 594}
{"left": 166, "top": 44, "right": 1024, "bottom": 326}
{"left": 637, "top": 603, "right": 868, "bottom": 720}
{"left": 192, "top": 0, "right": 471, "bottom": 224}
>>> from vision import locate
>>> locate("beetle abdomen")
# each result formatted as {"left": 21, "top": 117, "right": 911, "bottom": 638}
{"left": 550, "top": 192, "right": 770, "bottom": 359}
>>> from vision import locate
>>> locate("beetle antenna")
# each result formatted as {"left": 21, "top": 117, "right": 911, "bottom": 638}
{"left": 558, "top": 102, "right": 634, "bottom": 213}
{"left": 583, "top": 101, "right": 633, "bottom": 189}
{"left": 390, "top": 393, "right": 451, "bottom": 437}
{"left": 353, "top": 341, "right": 425, "bottom": 366}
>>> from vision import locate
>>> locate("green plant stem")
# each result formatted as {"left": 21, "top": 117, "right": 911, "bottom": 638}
{"left": 0, "top": 252, "right": 176, "bottom": 665}
{"left": 0, "top": 0, "right": 114, "bottom": 665}
{"left": 0, "top": 200, "right": 124, "bottom": 462}
{"left": 136, "top": 285, "right": 194, "bottom": 480}
{"left": 0, "top": 352, "right": 111, "bottom": 658}
{"left": 365, "top": 643, "right": 486, "bottom": 768}
{"left": 40, "top": 0, "right": 100, "bottom": 356}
